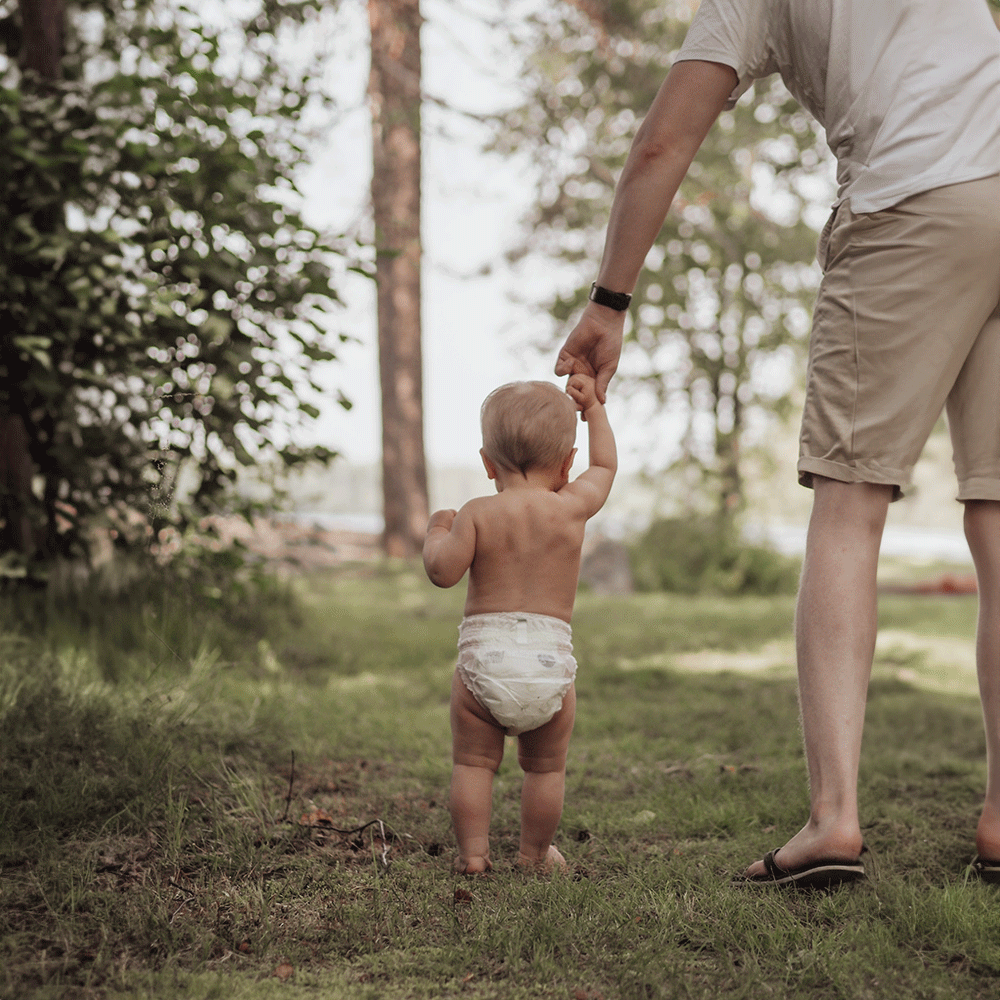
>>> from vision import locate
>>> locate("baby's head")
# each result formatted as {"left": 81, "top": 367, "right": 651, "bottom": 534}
{"left": 480, "top": 381, "right": 577, "bottom": 477}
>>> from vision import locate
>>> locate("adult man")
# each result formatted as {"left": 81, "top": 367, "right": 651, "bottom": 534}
{"left": 556, "top": 0, "right": 1000, "bottom": 886}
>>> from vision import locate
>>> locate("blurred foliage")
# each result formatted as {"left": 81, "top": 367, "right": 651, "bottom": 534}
{"left": 630, "top": 514, "right": 800, "bottom": 596}
{"left": 0, "top": 0, "right": 364, "bottom": 567}
{"left": 497, "top": 0, "right": 836, "bottom": 518}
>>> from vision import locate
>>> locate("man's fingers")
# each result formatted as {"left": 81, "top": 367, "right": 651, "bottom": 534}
{"left": 595, "top": 366, "right": 615, "bottom": 405}
{"left": 555, "top": 351, "right": 591, "bottom": 378}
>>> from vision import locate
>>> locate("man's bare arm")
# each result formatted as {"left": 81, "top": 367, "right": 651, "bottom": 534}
{"left": 556, "top": 59, "right": 739, "bottom": 400}
{"left": 596, "top": 59, "right": 737, "bottom": 292}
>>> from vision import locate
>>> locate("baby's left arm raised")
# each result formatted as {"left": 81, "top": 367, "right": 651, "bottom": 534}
{"left": 422, "top": 505, "right": 477, "bottom": 588}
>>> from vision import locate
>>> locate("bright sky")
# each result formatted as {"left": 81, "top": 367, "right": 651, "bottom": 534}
{"left": 303, "top": 0, "right": 573, "bottom": 472}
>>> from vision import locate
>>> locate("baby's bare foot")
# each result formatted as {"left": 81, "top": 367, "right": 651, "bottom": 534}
{"left": 454, "top": 854, "right": 492, "bottom": 875}
{"left": 516, "top": 845, "right": 567, "bottom": 872}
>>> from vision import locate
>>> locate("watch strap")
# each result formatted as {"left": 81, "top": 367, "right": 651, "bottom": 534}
{"left": 589, "top": 283, "right": 632, "bottom": 311}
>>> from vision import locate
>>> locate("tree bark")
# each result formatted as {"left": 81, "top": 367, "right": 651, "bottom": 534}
{"left": 368, "top": 0, "right": 428, "bottom": 558}
{"left": 1, "top": 0, "right": 63, "bottom": 559}
{"left": 19, "top": 0, "right": 63, "bottom": 78}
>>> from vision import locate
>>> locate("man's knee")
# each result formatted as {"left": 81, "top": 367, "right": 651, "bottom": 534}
{"left": 812, "top": 476, "right": 892, "bottom": 531}
{"left": 964, "top": 498, "right": 1000, "bottom": 525}
{"left": 813, "top": 475, "right": 893, "bottom": 503}
{"left": 964, "top": 500, "right": 1000, "bottom": 564}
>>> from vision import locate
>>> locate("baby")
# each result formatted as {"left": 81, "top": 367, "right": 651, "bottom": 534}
{"left": 423, "top": 374, "right": 616, "bottom": 873}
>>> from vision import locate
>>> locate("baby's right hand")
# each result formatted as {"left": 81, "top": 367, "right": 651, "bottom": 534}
{"left": 427, "top": 508, "right": 457, "bottom": 532}
{"left": 566, "top": 373, "right": 600, "bottom": 415}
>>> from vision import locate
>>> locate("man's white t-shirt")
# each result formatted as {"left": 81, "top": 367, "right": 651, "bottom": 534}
{"left": 676, "top": 0, "right": 1000, "bottom": 212}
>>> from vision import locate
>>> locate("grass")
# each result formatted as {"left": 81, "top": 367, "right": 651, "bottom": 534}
{"left": 1, "top": 561, "right": 998, "bottom": 999}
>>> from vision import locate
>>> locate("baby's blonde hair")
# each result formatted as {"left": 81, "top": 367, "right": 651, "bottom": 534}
{"left": 480, "top": 381, "right": 577, "bottom": 476}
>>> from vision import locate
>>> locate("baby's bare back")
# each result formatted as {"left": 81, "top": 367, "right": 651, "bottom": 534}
{"left": 464, "top": 490, "right": 586, "bottom": 623}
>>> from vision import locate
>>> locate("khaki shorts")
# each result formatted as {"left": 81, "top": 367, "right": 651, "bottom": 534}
{"left": 798, "top": 174, "right": 1000, "bottom": 501}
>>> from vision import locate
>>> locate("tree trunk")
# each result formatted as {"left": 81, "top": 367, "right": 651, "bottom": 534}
{"left": 19, "top": 0, "right": 63, "bottom": 78}
{"left": 1, "top": 0, "right": 63, "bottom": 560}
{"left": 368, "top": 0, "right": 428, "bottom": 558}
{"left": 0, "top": 414, "right": 35, "bottom": 557}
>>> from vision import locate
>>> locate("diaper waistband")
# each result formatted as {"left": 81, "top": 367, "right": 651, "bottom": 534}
{"left": 458, "top": 611, "right": 572, "bottom": 650}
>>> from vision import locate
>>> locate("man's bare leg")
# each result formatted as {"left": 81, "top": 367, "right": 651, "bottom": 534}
{"left": 964, "top": 500, "right": 1000, "bottom": 861}
{"left": 745, "top": 477, "right": 891, "bottom": 877}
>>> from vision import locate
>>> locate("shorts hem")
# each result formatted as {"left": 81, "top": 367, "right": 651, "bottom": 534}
{"left": 797, "top": 457, "right": 907, "bottom": 501}
{"left": 956, "top": 479, "right": 1000, "bottom": 503}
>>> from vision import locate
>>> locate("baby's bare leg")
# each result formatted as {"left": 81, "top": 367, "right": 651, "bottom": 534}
{"left": 450, "top": 671, "right": 505, "bottom": 873}
{"left": 516, "top": 684, "right": 576, "bottom": 868}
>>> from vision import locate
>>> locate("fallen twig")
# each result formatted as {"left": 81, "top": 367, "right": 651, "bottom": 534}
{"left": 279, "top": 750, "right": 295, "bottom": 823}
{"left": 271, "top": 752, "right": 394, "bottom": 859}
{"left": 377, "top": 819, "right": 390, "bottom": 867}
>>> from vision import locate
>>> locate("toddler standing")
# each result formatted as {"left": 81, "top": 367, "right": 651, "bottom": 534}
{"left": 423, "top": 374, "right": 616, "bottom": 873}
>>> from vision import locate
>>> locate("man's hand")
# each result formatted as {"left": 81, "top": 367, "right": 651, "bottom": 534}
{"left": 554, "top": 302, "right": 625, "bottom": 404}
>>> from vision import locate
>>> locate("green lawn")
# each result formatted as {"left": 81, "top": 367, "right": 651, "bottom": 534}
{"left": 1, "top": 563, "right": 997, "bottom": 999}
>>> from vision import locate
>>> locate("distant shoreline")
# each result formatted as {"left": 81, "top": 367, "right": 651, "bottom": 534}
{"left": 282, "top": 510, "right": 972, "bottom": 565}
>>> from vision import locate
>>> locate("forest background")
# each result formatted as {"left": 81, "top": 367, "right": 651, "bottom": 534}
{"left": 4, "top": 0, "right": 997, "bottom": 573}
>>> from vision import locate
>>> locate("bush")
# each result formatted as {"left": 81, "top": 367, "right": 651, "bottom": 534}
{"left": 629, "top": 515, "right": 800, "bottom": 596}
{"left": 0, "top": 548, "right": 302, "bottom": 683}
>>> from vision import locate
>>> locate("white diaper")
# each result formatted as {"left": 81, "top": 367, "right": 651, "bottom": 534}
{"left": 456, "top": 612, "right": 577, "bottom": 736}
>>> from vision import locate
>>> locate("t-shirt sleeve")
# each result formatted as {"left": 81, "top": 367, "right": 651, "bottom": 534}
{"left": 674, "top": 0, "right": 775, "bottom": 109}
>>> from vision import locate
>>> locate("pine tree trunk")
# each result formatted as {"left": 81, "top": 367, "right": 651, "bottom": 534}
{"left": 19, "top": 0, "right": 63, "bottom": 78}
{"left": 368, "top": 0, "right": 428, "bottom": 558}
{"left": 1, "top": 0, "right": 63, "bottom": 559}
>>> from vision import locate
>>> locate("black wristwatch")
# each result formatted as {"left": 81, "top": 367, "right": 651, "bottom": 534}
{"left": 589, "top": 283, "right": 632, "bottom": 311}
